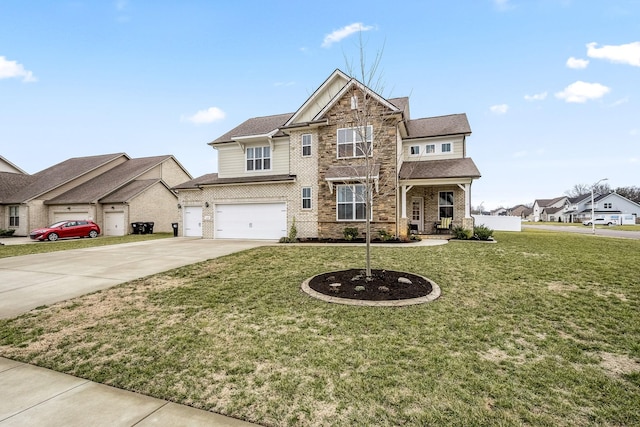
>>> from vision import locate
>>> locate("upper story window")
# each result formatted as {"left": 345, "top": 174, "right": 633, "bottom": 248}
{"left": 425, "top": 144, "right": 435, "bottom": 154}
{"left": 337, "top": 125, "right": 372, "bottom": 158}
{"left": 441, "top": 143, "right": 452, "bottom": 153}
{"left": 410, "top": 145, "right": 420, "bottom": 156}
{"left": 350, "top": 95, "right": 358, "bottom": 109}
{"left": 246, "top": 146, "right": 271, "bottom": 171}
{"left": 302, "top": 134, "right": 312, "bottom": 157}
{"left": 9, "top": 206, "right": 19, "bottom": 227}
{"left": 604, "top": 202, "right": 612, "bottom": 209}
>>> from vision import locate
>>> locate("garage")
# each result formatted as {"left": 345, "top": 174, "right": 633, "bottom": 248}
{"left": 53, "top": 211, "right": 90, "bottom": 222}
{"left": 104, "top": 211, "right": 125, "bottom": 236}
{"left": 215, "top": 203, "right": 286, "bottom": 239}
{"left": 184, "top": 206, "right": 203, "bottom": 237}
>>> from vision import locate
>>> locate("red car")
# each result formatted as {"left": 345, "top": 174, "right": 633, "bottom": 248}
{"left": 30, "top": 220, "right": 101, "bottom": 241}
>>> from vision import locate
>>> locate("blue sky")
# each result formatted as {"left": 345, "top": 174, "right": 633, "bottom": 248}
{"left": 1, "top": 0, "right": 638, "bottom": 210}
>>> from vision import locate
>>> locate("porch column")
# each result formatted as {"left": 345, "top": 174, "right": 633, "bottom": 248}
{"left": 401, "top": 185, "right": 413, "bottom": 218}
{"left": 457, "top": 183, "right": 471, "bottom": 217}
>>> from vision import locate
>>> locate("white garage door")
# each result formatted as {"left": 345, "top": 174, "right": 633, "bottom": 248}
{"left": 215, "top": 203, "right": 286, "bottom": 239}
{"left": 53, "top": 211, "right": 90, "bottom": 222}
{"left": 184, "top": 206, "right": 203, "bottom": 237}
{"left": 104, "top": 211, "right": 125, "bottom": 236}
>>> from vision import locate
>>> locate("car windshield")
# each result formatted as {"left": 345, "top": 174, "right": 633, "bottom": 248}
{"left": 48, "top": 221, "right": 68, "bottom": 228}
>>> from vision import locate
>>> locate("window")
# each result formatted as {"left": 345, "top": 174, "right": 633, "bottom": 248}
{"left": 337, "top": 126, "right": 372, "bottom": 158}
{"left": 9, "top": 206, "right": 19, "bottom": 227}
{"left": 425, "top": 144, "right": 435, "bottom": 154}
{"left": 302, "top": 187, "right": 312, "bottom": 209}
{"left": 350, "top": 95, "right": 358, "bottom": 109}
{"left": 410, "top": 145, "right": 420, "bottom": 156}
{"left": 302, "top": 134, "right": 312, "bottom": 157}
{"left": 441, "top": 143, "right": 452, "bottom": 153}
{"left": 604, "top": 203, "right": 612, "bottom": 209}
{"left": 337, "top": 184, "right": 367, "bottom": 221}
{"left": 246, "top": 146, "right": 271, "bottom": 171}
{"left": 439, "top": 191, "right": 454, "bottom": 219}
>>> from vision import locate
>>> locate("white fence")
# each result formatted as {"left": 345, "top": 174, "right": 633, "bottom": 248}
{"left": 471, "top": 215, "right": 521, "bottom": 232}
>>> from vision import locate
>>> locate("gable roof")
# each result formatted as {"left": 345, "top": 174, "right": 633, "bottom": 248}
{"left": 405, "top": 114, "right": 471, "bottom": 139}
{"left": 533, "top": 196, "right": 566, "bottom": 208}
{"left": 99, "top": 179, "right": 171, "bottom": 204}
{"left": 210, "top": 113, "right": 294, "bottom": 145}
{"left": 0, "top": 156, "right": 27, "bottom": 174}
{"left": 5, "top": 153, "right": 127, "bottom": 204}
{"left": 173, "top": 173, "right": 295, "bottom": 189}
{"left": 399, "top": 158, "right": 481, "bottom": 180}
{"left": 45, "top": 155, "right": 173, "bottom": 204}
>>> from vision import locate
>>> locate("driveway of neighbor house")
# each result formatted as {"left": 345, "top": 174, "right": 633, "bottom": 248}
{"left": 0, "top": 237, "right": 272, "bottom": 319}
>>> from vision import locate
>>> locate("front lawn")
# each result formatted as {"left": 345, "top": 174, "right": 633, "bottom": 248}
{"left": 1, "top": 231, "right": 639, "bottom": 426}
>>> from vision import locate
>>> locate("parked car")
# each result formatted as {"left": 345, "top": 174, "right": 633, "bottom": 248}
{"left": 582, "top": 218, "right": 615, "bottom": 226}
{"left": 30, "top": 220, "right": 100, "bottom": 241}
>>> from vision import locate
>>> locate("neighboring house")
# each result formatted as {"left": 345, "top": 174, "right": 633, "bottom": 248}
{"left": 490, "top": 208, "right": 508, "bottom": 216}
{"left": 174, "top": 69, "right": 481, "bottom": 239}
{"left": 0, "top": 153, "right": 191, "bottom": 236}
{"left": 580, "top": 192, "right": 640, "bottom": 224}
{"left": 532, "top": 196, "right": 567, "bottom": 222}
{"left": 0, "top": 156, "right": 27, "bottom": 174}
{"left": 509, "top": 204, "right": 532, "bottom": 219}
{"left": 562, "top": 194, "right": 591, "bottom": 223}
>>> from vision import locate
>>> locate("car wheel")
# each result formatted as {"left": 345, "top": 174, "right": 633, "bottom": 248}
{"left": 48, "top": 233, "right": 59, "bottom": 242}
{"left": 89, "top": 230, "right": 98, "bottom": 238}
{"left": 607, "top": 222, "right": 612, "bottom": 226}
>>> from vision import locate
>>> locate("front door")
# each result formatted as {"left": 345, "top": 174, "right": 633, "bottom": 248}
{"left": 410, "top": 197, "right": 424, "bottom": 232}
{"left": 184, "top": 206, "right": 203, "bottom": 237}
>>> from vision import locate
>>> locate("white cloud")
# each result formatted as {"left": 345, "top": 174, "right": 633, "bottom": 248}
{"left": 493, "top": 0, "right": 514, "bottom": 11}
{"left": 555, "top": 81, "right": 610, "bottom": 103}
{"left": 490, "top": 104, "right": 509, "bottom": 114}
{"left": 321, "top": 23, "right": 374, "bottom": 48}
{"left": 0, "top": 56, "right": 37, "bottom": 82}
{"left": 524, "top": 92, "right": 547, "bottom": 101}
{"left": 566, "top": 57, "right": 589, "bottom": 69}
{"left": 586, "top": 41, "right": 640, "bottom": 67}
{"left": 182, "top": 107, "right": 226, "bottom": 124}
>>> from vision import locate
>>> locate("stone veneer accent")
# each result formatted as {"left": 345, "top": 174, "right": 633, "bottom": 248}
{"left": 316, "top": 88, "right": 398, "bottom": 239}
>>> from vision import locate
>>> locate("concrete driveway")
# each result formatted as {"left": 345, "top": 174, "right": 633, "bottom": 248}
{"left": 0, "top": 237, "right": 271, "bottom": 319}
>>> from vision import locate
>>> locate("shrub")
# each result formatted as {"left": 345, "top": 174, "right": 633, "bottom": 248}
{"left": 0, "top": 229, "right": 16, "bottom": 237}
{"left": 378, "top": 229, "right": 393, "bottom": 242}
{"left": 343, "top": 227, "right": 359, "bottom": 241}
{"left": 452, "top": 225, "right": 472, "bottom": 240}
{"left": 288, "top": 217, "right": 298, "bottom": 242}
{"left": 474, "top": 224, "right": 494, "bottom": 241}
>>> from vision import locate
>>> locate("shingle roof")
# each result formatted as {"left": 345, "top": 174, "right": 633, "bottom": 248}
{"left": 5, "top": 153, "right": 127, "bottom": 203}
{"left": 173, "top": 173, "right": 295, "bottom": 189}
{"left": 534, "top": 196, "right": 566, "bottom": 207}
{"left": 99, "top": 179, "right": 166, "bottom": 203}
{"left": 399, "top": 158, "right": 481, "bottom": 180}
{"left": 210, "top": 113, "right": 294, "bottom": 144}
{"left": 45, "top": 155, "right": 173, "bottom": 204}
{"left": 405, "top": 114, "right": 471, "bottom": 139}
{"left": 0, "top": 172, "right": 36, "bottom": 203}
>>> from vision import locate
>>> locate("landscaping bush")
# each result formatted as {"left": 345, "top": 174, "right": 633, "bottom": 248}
{"left": 343, "top": 227, "right": 359, "bottom": 241}
{"left": 452, "top": 225, "right": 472, "bottom": 240}
{"left": 473, "top": 224, "right": 494, "bottom": 241}
{"left": 378, "top": 229, "right": 393, "bottom": 242}
{"left": 0, "top": 229, "right": 16, "bottom": 237}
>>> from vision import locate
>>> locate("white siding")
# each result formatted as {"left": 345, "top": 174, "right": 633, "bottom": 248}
{"left": 216, "top": 138, "right": 290, "bottom": 178}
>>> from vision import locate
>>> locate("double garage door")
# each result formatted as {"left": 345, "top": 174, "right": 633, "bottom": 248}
{"left": 215, "top": 203, "right": 286, "bottom": 240}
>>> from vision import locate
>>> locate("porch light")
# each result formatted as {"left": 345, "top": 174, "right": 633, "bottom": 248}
{"left": 177, "top": 203, "right": 182, "bottom": 209}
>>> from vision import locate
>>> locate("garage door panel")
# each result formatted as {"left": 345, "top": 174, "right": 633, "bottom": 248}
{"left": 215, "top": 203, "right": 286, "bottom": 239}
{"left": 53, "top": 212, "right": 90, "bottom": 222}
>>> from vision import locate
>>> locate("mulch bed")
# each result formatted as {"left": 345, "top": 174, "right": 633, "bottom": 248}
{"left": 308, "top": 269, "right": 433, "bottom": 301}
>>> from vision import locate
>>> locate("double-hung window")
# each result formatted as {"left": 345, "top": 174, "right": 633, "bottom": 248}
{"left": 302, "top": 134, "right": 312, "bottom": 157}
{"left": 337, "top": 184, "right": 367, "bottom": 221}
{"left": 246, "top": 146, "right": 271, "bottom": 171}
{"left": 425, "top": 144, "right": 435, "bottom": 154}
{"left": 441, "top": 143, "right": 452, "bottom": 153}
{"left": 302, "top": 187, "right": 312, "bottom": 209}
{"left": 410, "top": 145, "right": 420, "bottom": 156}
{"left": 337, "top": 125, "right": 372, "bottom": 158}
{"left": 9, "top": 206, "right": 19, "bottom": 227}
{"left": 439, "top": 191, "right": 454, "bottom": 219}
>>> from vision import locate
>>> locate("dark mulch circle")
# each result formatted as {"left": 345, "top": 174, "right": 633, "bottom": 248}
{"left": 308, "top": 269, "right": 433, "bottom": 301}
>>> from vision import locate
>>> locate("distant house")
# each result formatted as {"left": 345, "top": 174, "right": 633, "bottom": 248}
{"left": 578, "top": 192, "right": 640, "bottom": 224}
{"left": 174, "top": 69, "right": 481, "bottom": 239}
{"left": 490, "top": 208, "right": 508, "bottom": 216}
{"left": 509, "top": 204, "right": 533, "bottom": 219}
{"left": 562, "top": 194, "right": 591, "bottom": 223}
{"left": 0, "top": 156, "right": 27, "bottom": 174}
{"left": 532, "top": 196, "right": 567, "bottom": 222}
{"left": 0, "top": 153, "right": 191, "bottom": 236}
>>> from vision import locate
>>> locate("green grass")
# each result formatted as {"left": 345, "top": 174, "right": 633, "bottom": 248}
{"left": 1, "top": 231, "right": 639, "bottom": 426}
{"left": 0, "top": 233, "right": 171, "bottom": 259}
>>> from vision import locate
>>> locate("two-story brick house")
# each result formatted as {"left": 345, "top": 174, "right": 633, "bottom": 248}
{"left": 174, "top": 69, "right": 481, "bottom": 239}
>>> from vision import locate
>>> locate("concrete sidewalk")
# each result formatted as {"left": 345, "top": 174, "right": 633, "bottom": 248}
{"left": 1, "top": 237, "right": 268, "bottom": 426}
